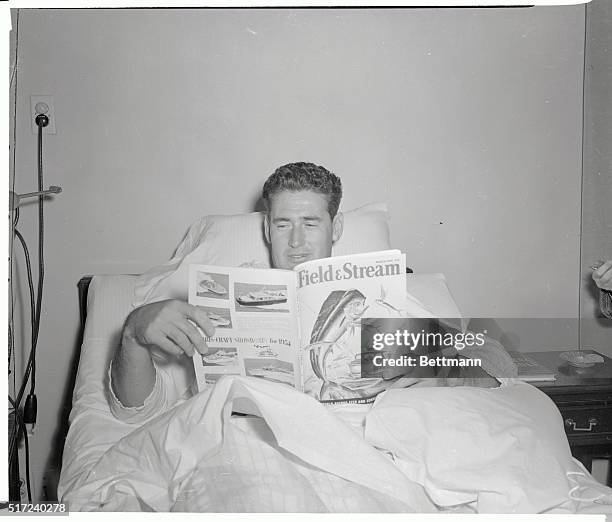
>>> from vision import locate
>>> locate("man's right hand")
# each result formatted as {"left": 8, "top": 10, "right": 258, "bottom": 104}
{"left": 121, "top": 299, "right": 216, "bottom": 358}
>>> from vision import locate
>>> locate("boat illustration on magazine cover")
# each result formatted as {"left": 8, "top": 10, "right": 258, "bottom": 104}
{"left": 199, "top": 277, "right": 228, "bottom": 296}
{"left": 236, "top": 288, "right": 288, "bottom": 306}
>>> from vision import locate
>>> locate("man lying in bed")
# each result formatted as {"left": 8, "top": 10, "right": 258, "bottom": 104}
{"left": 109, "top": 162, "right": 515, "bottom": 423}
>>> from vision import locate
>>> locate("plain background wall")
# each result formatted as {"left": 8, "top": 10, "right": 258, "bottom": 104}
{"left": 8, "top": 5, "right": 604, "bottom": 500}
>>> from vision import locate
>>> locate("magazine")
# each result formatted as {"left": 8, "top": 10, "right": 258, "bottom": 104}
{"left": 189, "top": 249, "right": 407, "bottom": 403}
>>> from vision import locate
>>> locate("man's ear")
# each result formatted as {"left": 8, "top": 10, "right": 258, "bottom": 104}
{"left": 264, "top": 213, "right": 271, "bottom": 244}
{"left": 332, "top": 212, "right": 344, "bottom": 243}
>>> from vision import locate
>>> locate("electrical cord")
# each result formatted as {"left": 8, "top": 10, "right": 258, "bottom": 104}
{"left": 21, "top": 122, "right": 47, "bottom": 426}
{"left": 31, "top": 123, "right": 46, "bottom": 396}
{"left": 10, "top": 229, "right": 36, "bottom": 503}
{"left": 8, "top": 81, "right": 49, "bottom": 502}
{"left": 8, "top": 396, "right": 32, "bottom": 503}
{"left": 13, "top": 230, "right": 35, "bottom": 345}
{"left": 9, "top": 200, "right": 20, "bottom": 396}
{"left": 8, "top": 399, "right": 22, "bottom": 473}
{"left": 13, "top": 229, "right": 36, "bottom": 410}
{"left": 8, "top": 401, "right": 18, "bottom": 459}
{"left": 14, "top": 118, "right": 46, "bottom": 413}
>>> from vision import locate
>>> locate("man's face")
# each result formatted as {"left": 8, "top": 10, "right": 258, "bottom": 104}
{"left": 265, "top": 190, "right": 343, "bottom": 270}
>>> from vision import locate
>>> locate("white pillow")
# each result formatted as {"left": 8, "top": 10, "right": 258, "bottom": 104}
{"left": 133, "top": 203, "right": 391, "bottom": 307}
{"left": 365, "top": 381, "right": 578, "bottom": 513}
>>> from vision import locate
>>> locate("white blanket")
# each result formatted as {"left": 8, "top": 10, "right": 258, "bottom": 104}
{"left": 58, "top": 275, "right": 612, "bottom": 513}
{"left": 61, "top": 374, "right": 612, "bottom": 513}
{"left": 62, "top": 375, "right": 435, "bottom": 512}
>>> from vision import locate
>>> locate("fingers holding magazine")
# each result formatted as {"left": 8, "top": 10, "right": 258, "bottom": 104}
{"left": 123, "top": 300, "right": 215, "bottom": 358}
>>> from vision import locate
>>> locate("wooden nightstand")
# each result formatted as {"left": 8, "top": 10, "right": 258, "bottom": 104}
{"left": 525, "top": 350, "right": 612, "bottom": 487}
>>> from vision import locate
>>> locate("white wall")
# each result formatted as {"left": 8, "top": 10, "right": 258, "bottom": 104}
{"left": 10, "top": 6, "right": 588, "bottom": 499}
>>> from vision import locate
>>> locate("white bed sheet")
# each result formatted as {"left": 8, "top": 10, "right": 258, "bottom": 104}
{"left": 58, "top": 274, "right": 612, "bottom": 514}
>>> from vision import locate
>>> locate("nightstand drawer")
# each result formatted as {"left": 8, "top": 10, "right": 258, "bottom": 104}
{"left": 559, "top": 405, "right": 612, "bottom": 436}
{"left": 527, "top": 350, "right": 612, "bottom": 486}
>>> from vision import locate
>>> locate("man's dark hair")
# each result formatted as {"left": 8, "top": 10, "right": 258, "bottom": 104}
{"left": 262, "top": 162, "right": 343, "bottom": 218}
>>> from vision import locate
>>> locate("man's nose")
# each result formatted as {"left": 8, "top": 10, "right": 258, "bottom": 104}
{"left": 289, "top": 226, "right": 305, "bottom": 248}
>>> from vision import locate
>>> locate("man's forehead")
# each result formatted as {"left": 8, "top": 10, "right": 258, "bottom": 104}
{"left": 268, "top": 190, "right": 330, "bottom": 215}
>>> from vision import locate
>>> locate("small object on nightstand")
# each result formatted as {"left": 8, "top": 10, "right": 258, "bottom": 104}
{"left": 560, "top": 351, "right": 604, "bottom": 368}
{"left": 508, "top": 351, "right": 556, "bottom": 381}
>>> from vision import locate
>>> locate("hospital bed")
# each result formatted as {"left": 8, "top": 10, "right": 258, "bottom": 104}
{"left": 57, "top": 207, "right": 612, "bottom": 513}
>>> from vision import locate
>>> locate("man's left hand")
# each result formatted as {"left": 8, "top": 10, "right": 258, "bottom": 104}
{"left": 593, "top": 260, "right": 612, "bottom": 291}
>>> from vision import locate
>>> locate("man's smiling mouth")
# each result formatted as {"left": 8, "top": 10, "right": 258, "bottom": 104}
{"left": 288, "top": 253, "right": 310, "bottom": 261}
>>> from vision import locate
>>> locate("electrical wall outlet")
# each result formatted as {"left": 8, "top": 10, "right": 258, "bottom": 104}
{"left": 30, "top": 95, "right": 56, "bottom": 135}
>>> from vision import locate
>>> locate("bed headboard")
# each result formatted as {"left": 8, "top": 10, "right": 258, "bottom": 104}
{"left": 77, "top": 276, "right": 93, "bottom": 344}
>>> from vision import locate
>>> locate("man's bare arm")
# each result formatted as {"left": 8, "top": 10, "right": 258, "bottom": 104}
{"left": 111, "top": 336, "right": 157, "bottom": 407}
{"left": 110, "top": 299, "right": 214, "bottom": 408}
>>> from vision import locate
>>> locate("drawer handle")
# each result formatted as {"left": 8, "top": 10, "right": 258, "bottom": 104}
{"left": 565, "top": 418, "right": 598, "bottom": 432}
